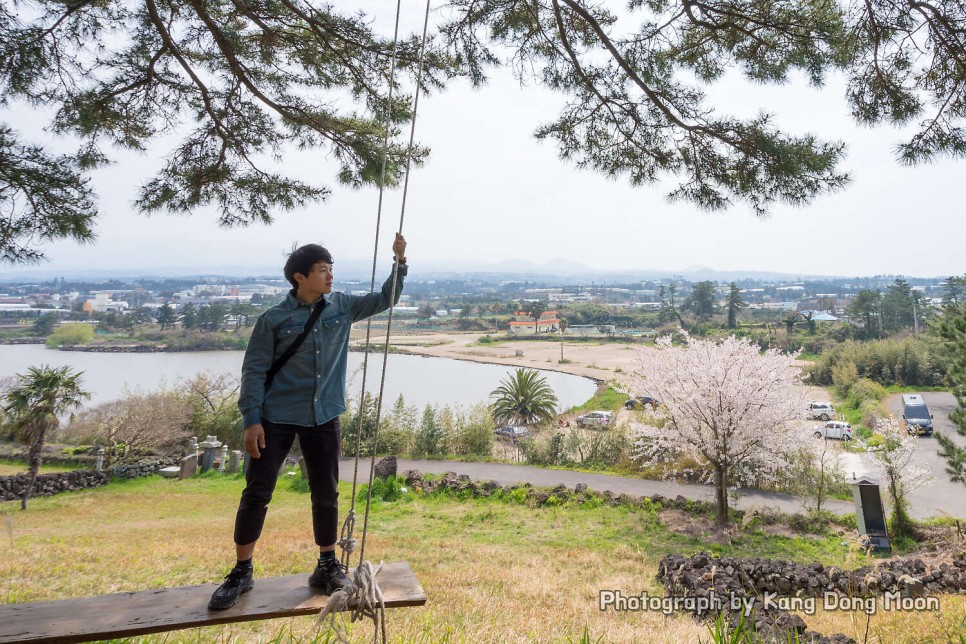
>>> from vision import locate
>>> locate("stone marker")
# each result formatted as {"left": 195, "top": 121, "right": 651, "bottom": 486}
{"left": 95, "top": 448, "right": 105, "bottom": 472}
{"left": 199, "top": 435, "right": 222, "bottom": 472}
{"left": 228, "top": 450, "right": 242, "bottom": 474}
{"left": 179, "top": 453, "right": 198, "bottom": 479}
{"left": 217, "top": 445, "right": 229, "bottom": 472}
{"left": 159, "top": 466, "right": 180, "bottom": 478}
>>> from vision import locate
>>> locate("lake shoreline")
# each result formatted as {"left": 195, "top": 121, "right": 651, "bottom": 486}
{"left": 0, "top": 342, "right": 598, "bottom": 412}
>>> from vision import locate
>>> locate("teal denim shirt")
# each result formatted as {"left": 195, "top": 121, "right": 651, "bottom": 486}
{"left": 238, "top": 262, "right": 407, "bottom": 428}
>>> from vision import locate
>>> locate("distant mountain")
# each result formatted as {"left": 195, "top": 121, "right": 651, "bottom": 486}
{"left": 0, "top": 258, "right": 943, "bottom": 283}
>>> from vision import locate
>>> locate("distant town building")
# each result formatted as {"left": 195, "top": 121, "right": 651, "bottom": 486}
{"left": 509, "top": 310, "right": 559, "bottom": 334}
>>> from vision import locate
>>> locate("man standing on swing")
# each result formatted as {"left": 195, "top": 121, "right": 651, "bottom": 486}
{"left": 209, "top": 233, "right": 408, "bottom": 610}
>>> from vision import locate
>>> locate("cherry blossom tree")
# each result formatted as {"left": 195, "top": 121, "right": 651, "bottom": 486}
{"left": 868, "top": 417, "right": 932, "bottom": 539}
{"left": 625, "top": 334, "right": 804, "bottom": 527}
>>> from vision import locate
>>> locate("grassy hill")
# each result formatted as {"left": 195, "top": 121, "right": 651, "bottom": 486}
{"left": 2, "top": 473, "right": 963, "bottom": 643}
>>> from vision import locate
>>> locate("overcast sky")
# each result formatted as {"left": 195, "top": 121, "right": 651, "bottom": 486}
{"left": 2, "top": 4, "right": 964, "bottom": 281}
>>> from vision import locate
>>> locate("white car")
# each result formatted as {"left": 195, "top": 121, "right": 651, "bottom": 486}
{"left": 576, "top": 411, "right": 614, "bottom": 429}
{"left": 813, "top": 421, "right": 853, "bottom": 441}
{"left": 806, "top": 402, "right": 836, "bottom": 421}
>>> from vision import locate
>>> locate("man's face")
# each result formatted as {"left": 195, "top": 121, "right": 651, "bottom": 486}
{"left": 296, "top": 261, "right": 333, "bottom": 296}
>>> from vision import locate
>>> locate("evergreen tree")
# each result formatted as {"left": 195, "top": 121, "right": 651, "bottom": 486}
{"left": 942, "top": 275, "right": 966, "bottom": 308}
{"left": 31, "top": 313, "right": 58, "bottom": 336}
{"left": 846, "top": 289, "right": 882, "bottom": 338}
{"left": 936, "top": 304, "right": 966, "bottom": 485}
{"left": 180, "top": 303, "right": 197, "bottom": 330}
{"left": 881, "top": 278, "right": 915, "bottom": 332}
{"left": 0, "top": 2, "right": 456, "bottom": 262}
{"left": 686, "top": 281, "right": 717, "bottom": 321}
{"left": 5, "top": 2, "right": 966, "bottom": 262}
{"left": 725, "top": 282, "right": 746, "bottom": 329}
{"left": 414, "top": 405, "right": 444, "bottom": 458}
{"left": 157, "top": 303, "right": 175, "bottom": 331}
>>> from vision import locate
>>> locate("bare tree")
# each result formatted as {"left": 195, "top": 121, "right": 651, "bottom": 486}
{"left": 181, "top": 372, "right": 243, "bottom": 448}
{"left": 64, "top": 388, "right": 192, "bottom": 465}
{"left": 803, "top": 437, "right": 846, "bottom": 515}
{"left": 868, "top": 417, "right": 932, "bottom": 539}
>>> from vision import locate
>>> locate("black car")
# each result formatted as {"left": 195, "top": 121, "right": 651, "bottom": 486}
{"left": 624, "top": 396, "right": 659, "bottom": 410}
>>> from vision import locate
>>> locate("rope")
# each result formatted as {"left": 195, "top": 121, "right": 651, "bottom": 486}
{"left": 318, "top": 561, "right": 386, "bottom": 644}
{"left": 328, "top": 1, "right": 433, "bottom": 641}
{"left": 345, "top": 0, "right": 404, "bottom": 568}
{"left": 358, "top": 0, "right": 432, "bottom": 565}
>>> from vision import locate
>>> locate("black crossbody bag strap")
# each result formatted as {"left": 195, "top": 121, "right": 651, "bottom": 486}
{"left": 264, "top": 299, "right": 326, "bottom": 390}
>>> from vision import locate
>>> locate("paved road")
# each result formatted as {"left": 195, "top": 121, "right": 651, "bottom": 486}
{"left": 339, "top": 458, "right": 862, "bottom": 517}
{"left": 837, "top": 392, "right": 966, "bottom": 519}
{"left": 338, "top": 394, "right": 965, "bottom": 521}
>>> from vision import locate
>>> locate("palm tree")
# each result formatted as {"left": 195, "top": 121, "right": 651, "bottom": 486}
{"left": 489, "top": 368, "right": 559, "bottom": 427}
{"left": 4, "top": 365, "right": 90, "bottom": 509}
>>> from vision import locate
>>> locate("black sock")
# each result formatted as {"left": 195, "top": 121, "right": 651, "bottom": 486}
{"left": 318, "top": 551, "right": 336, "bottom": 564}
{"left": 236, "top": 558, "right": 253, "bottom": 571}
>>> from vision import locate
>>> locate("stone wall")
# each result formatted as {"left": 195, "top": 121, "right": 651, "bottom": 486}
{"left": 0, "top": 456, "right": 182, "bottom": 502}
{"left": 657, "top": 551, "right": 966, "bottom": 643}
{"left": 0, "top": 470, "right": 108, "bottom": 502}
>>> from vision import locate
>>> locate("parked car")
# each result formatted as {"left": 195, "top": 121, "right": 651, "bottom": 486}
{"left": 576, "top": 411, "right": 614, "bottom": 429}
{"left": 625, "top": 396, "right": 660, "bottom": 410}
{"left": 494, "top": 426, "right": 530, "bottom": 442}
{"left": 813, "top": 421, "right": 853, "bottom": 441}
{"left": 805, "top": 402, "right": 836, "bottom": 421}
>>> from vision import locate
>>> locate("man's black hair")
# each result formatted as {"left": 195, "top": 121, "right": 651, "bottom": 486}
{"left": 284, "top": 244, "right": 334, "bottom": 288}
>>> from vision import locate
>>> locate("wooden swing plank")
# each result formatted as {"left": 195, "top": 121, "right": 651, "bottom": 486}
{"left": 0, "top": 561, "right": 425, "bottom": 644}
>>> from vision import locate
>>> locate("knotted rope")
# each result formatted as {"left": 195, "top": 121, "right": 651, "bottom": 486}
{"left": 318, "top": 561, "right": 386, "bottom": 644}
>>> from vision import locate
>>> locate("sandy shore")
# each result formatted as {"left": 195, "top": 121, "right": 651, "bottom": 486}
{"left": 351, "top": 329, "right": 634, "bottom": 383}
{"left": 349, "top": 328, "right": 829, "bottom": 401}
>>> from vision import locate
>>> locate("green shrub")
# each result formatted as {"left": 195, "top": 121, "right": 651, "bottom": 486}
{"left": 858, "top": 398, "right": 889, "bottom": 429}
{"left": 847, "top": 378, "right": 888, "bottom": 406}
{"left": 806, "top": 337, "right": 946, "bottom": 387}
{"left": 358, "top": 475, "right": 406, "bottom": 502}
{"left": 864, "top": 433, "right": 886, "bottom": 449}
{"left": 567, "top": 385, "right": 624, "bottom": 414}
{"left": 831, "top": 360, "right": 859, "bottom": 398}
{"left": 46, "top": 323, "right": 94, "bottom": 347}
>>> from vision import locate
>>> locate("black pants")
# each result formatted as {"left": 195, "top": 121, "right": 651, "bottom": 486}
{"left": 233, "top": 418, "right": 341, "bottom": 547}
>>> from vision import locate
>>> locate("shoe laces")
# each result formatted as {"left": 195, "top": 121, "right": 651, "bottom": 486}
{"left": 225, "top": 566, "right": 250, "bottom": 583}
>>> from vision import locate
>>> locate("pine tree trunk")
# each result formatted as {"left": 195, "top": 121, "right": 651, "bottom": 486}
{"left": 21, "top": 427, "right": 47, "bottom": 511}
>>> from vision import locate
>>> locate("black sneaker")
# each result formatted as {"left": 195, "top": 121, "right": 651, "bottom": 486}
{"left": 208, "top": 566, "right": 254, "bottom": 610}
{"left": 308, "top": 557, "right": 350, "bottom": 595}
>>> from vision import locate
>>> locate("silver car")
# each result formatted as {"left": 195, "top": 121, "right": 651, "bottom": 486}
{"left": 576, "top": 411, "right": 614, "bottom": 429}
{"left": 813, "top": 421, "right": 852, "bottom": 440}
{"left": 806, "top": 402, "right": 836, "bottom": 421}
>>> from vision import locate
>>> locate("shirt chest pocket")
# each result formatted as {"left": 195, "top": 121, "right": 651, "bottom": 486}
{"left": 321, "top": 313, "right": 348, "bottom": 343}
{"left": 275, "top": 322, "right": 306, "bottom": 355}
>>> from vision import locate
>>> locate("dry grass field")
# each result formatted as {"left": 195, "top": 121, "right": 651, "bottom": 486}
{"left": 2, "top": 473, "right": 964, "bottom": 643}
